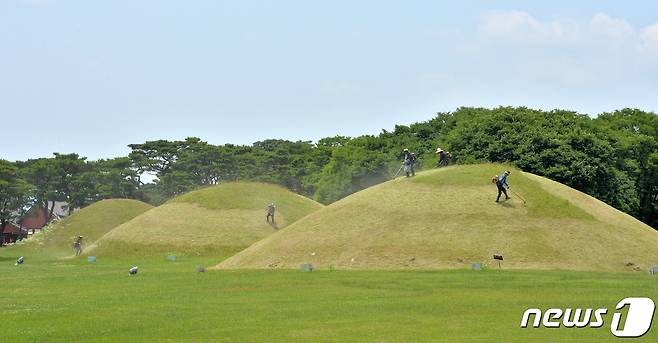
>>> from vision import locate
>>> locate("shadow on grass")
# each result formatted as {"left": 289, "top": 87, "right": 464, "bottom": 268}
{"left": 497, "top": 200, "right": 515, "bottom": 209}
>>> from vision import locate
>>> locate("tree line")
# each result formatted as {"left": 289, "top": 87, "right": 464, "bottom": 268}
{"left": 1, "top": 107, "right": 657, "bottom": 238}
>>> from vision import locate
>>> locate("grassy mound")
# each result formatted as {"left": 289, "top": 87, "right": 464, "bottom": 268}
{"left": 217, "top": 164, "right": 658, "bottom": 271}
{"left": 13, "top": 199, "right": 153, "bottom": 259}
{"left": 88, "top": 182, "right": 323, "bottom": 258}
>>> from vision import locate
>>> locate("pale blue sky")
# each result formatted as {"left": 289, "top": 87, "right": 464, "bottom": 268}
{"left": 2, "top": 0, "right": 658, "bottom": 161}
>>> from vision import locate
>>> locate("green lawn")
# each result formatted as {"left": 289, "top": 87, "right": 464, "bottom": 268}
{"left": 1, "top": 254, "right": 657, "bottom": 342}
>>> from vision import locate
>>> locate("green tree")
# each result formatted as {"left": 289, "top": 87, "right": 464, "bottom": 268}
{"left": 595, "top": 109, "right": 658, "bottom": 227}
{"left": 20, "top": 153, "right": 87, "bottom": 218}
{"left": 0, "top": 160, "right": 32, "bottom": 245}
{"left": 314, "top": 148, "right": 355, "bottom": 204}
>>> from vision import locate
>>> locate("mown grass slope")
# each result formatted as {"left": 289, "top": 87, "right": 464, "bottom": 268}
{"left": 218, "top": 164, "right": 658, "bottom": 271}
{"left": 88, "top": 182, "right": 323, "bottom": 257}
{"left": 11, "top": 199, "right": 153, "bottom": 259}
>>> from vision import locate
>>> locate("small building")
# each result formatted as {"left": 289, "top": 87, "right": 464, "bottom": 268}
{"left": 19, "top": 201, "right": 70, "bottom": 234}
{"left": 2, "top": 223, "right": 27, "bottom": 244}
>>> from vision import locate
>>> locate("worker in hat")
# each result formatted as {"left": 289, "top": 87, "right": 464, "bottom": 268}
{"left": 495, "top": 171, "right": 511, "bottom": 202}
{"left": 266, "top": 203, "right": 276, "bottom": 223}
{"left": 436, "top": 147, "right": 448, "bottom": 167}
{"left": 73, "top": 236, "right": 83, "bottom": 256}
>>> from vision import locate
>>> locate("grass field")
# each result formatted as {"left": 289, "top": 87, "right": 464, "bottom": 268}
{"left": 3, "top": 166, "right": 657, "bottom": 342}
{"left": 1, "top": 254, "right": 656, "bottom": 342}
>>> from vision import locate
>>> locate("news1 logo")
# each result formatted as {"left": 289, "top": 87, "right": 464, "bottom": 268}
{"left": 520, "top": 297, "right": 655, "bottom": 338}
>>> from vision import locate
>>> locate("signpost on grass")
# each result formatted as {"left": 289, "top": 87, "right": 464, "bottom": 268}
{"left": 493, "top": 254, "right": 504, "bottom": 269}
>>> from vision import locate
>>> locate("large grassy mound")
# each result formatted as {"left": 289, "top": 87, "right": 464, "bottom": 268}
{"left": 218, "top": 164, "right": 658, "bottom": 271}
{"left": 14, "top": 199, "right": 153, "bottom": 258}
{"left": 88, "top": 182, "right": 323, "bottom": 258}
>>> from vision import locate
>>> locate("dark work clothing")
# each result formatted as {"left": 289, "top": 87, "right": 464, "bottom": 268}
{"left": 496, "top": 182, "right": 509, "bottom": 202}
{"left": 496, "top": 171, "right": 510, "bottom": 202}
{"left": 498, "top": 173, "right": 509, "bottom": 188}
{"left": 438, "top": 151, "right": 447, "bottom": 167}
{"left": 402, "top": 151, "right": 416, "bottom": 177}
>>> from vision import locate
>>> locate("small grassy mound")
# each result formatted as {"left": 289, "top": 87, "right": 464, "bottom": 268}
{"left": 217, "top": 164, "right": 658, "bottom": 271}
{"left": 88, "top": 182, "right": 323, "bottom": 258}
{"left": 11, "top": 199, "right": 153, "bottom": 259}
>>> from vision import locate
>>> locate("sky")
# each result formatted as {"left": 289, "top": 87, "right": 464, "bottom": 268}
{"left": 2, "top": 0, "right": 658, "bottom": 161}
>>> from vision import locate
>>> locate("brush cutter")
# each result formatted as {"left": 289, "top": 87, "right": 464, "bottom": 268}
{"left": 509, "top": 188, "right": 527, "bottom": 205}
{"left": 392, "top": 164, "right": 404, "bottom": 179}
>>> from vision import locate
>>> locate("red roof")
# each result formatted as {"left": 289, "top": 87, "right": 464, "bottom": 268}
{"left": 3, "top": 223, "right": 24, "bottom": 235}
{"left": 20, "top": 207, "right": 55, "bottom": 230}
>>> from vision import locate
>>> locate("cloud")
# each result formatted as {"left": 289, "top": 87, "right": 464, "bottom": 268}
{"left": 479, "top": 10, "right": 578, "bottom": 43}
{"left": 640, "top": 22, "right": 658, "bottom": 54}
{"left": 472, "top": 10, "right": 658, "bottom": 71}
{"left": 417, "top": 10, "right": 658, "bottom": 114}
{"left": 589, "top": 13, "right": 634, "bottom": 41}
{"left": 478, "top": 10, "right": 655, "bottom": 51}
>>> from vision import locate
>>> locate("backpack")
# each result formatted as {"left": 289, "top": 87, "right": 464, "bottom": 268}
{"left": 491, "top": 175, "right": 499, "bottom": 184}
